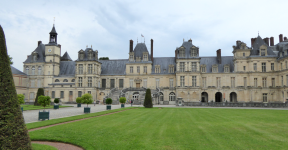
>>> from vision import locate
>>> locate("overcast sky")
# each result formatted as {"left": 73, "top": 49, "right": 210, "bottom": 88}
{"left": 1, "top": 0, "right": 288, "bottom": 71}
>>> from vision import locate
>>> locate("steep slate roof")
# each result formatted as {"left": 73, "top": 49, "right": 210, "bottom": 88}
{"left": 49, "top": 25, "right": 57, "bottom": 34}
{"left": 24, "top": 43, "right": 46, "bottom": 63}
{"left": 99, "top": 59, "right": 129, "bottom": 75}
{"left": 250, "top": 36, "right": 276, "bottom": 56}
{"left": 133, "top": 43, "right": 151, "bottom": 61}
{"left": 76, "top": 48, "right": 98, "bottom": 61}
{"left": 200, "top": 56, "right": 234, "bottom": 73}
{"left": 58, "top": 61, "right": 75, "bottom": 76}
{"left": 11, "top": 66, "right": 27, "bottom": 76}
{"left": 275, "top": 40, "right": 288, "bottom": 59}
{"left": 151, "top": 57, "right": 176, "bottom": 74}
{"left": 176, "top": 41, "right": 200, "bottom": 59}
{"left": 61, "top": 52, "right": 72, "bottom": 61}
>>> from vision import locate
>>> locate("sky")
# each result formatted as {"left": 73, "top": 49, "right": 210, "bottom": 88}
{"left": 1, "top": 0, "right": 288, "bottom": 71}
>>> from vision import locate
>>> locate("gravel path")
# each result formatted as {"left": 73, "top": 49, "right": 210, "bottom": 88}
{"left": 32, "top": 141, "right": 83, "bottom": 150}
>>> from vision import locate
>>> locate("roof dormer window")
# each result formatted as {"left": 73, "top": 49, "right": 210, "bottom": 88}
{"left": 143, "top": 54, "right": 148, "bottom": 61}
{"left": 155, "top": 65, "right": 160, "bottom": 73}
{"left": 212, "top": 65, "right": 218, "bottom": 73}
{"left": 179, "top": 47, "right": 185, "bottom": 57}
{"left": 88, "top": 50, "right": 93, "bottom": 60}
{"left": 261, "top": 49, "right": 265, "bottom": 56}
{"left": 78, "top": 50, "right": 84, "bottom": 60}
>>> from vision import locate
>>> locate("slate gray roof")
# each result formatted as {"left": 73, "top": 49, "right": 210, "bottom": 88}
{"left": 76, "top": 48, "right": 99, "bottom": 61}
{"left": 11, "top": 66, "right": 27, "bottom": 76}
{"left": 24, "top": 43, "right": 46, "bottom": 63}
{"left": 99, "top": 59, "right": 129, "bottom": 75}
{"left": 151, "top": 57, "right": 176, "bottom": 74}
{"left": 200, "top": 56, "right": 234, "bottom": 73}
{"left": 176, "top": 41, "right": 200, "bottom": 59}
{"left": 250, "top": 36, "right": 276, "bottom": 56}
{"left": 133, "top": 43, "right": 151, "bottom": 61}
{"left": 275, "top": 40, "right": 288, "bottom": 59}
{"left": 58, "top": 61, "right": 75, "bottom": 76}
{"left": 49, "top": 25, "right": 57, "bottom": 34}
{"left": 61, "top": 52, "right": 72, "bottom": 61}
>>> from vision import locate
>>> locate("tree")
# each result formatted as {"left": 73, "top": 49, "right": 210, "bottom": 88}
{"left": 34, "top": 88, "right": 44, "bottom": 106}
{"left": 106, "top": 98, "right": 112, "bottom": 104}
{"left": 38, "top": 95, "right": 51, "bottom": 111}
{"left": 119, "top": 97, "right": 126, "bottom": 104}
{"left": 76, "top": 97, "right": 82, "bottom": 104}
{"left": 0, "top": 25, "right": 32, "bottom": 149}
{"left": 17, "top": 94, "right": 25, "bottom": 105}
{"left": 144, "top": 88, "right": 153, "bottom": 108}
{"left": 81, "top": 93, "right": 93, "bottom": 107}
{"left": 8, "top": 55, "right": 13, "bottom": 65}
{"left": 99, "top": 57, "right": 109, "bottom": 60}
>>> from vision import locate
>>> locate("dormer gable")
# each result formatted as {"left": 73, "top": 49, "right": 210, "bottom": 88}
{"left": 78, "top": 49, "right": 85, "bottom": 60}
{"left": 259, "top": 45, "right": 267, "bottom": 56}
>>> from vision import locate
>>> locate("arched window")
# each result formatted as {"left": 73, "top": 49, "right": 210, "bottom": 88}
{"left": 55, "top": 79, "right": 60, "bottom": 82}
{"left": 71, "top": 79, "right": 75, "bottom": 82}
{"left": 25, "top": 67, "right": 29, "bottom": 75}
{"left": 169, "top": 92, "right": 175, "bottom": 101}
{"left": 159, "top": 92, "right": 164, "bottom": 101}
{"left": 31, "top": 66, "right": 35, "bottom": 75}
{"left": 63, "top": 79, "right": 68, "bottom": 82}
{"left": 38, "top": 66, "right": 41, "bottom": 75}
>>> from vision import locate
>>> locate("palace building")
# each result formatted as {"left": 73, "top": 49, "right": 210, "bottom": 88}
{"left": 15, "top": 25, "right": 288, "bottom": 104}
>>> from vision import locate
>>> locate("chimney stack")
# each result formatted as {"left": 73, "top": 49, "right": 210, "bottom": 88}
{"left": 216, "top": 49, "right": 221, "bottom": 64}
{"left": 151, "top": 39, "right": 154, "bottom": 63}
{"left": 129, "top": 40, "right": 133, "bottom": 53}
{"left": 188, "top": 38, "right": 192, "bottom": 43}
{"left": 264, "top": 38, "right": 269, "bottom": 46}
{"left": 251, "top": 38, "right": 256, "bottom": 47}
{"left": 270, "top": 37, "right": 274, "bottom": 46}
{"left": 38, "top": 41, "right": 42, "bottom": 46}
{"left": 279, "top": 34, "right": 283, "bottom": 42}
{"left": 284, "top": 37, "right": 287, "bottom": 41}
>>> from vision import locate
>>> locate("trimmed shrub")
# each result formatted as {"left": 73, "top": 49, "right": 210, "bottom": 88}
{"left": 76, "top": 97, "right": 82, "bottom": 104}
{"left": 106, "top": 98, "right": 112, "bottom": 104}
{"left": 17, "top": 94, "right": 25, "bottom": 105}
{"left": 81, "top": 93, "right": 93, "bottom": 107}
{"left": 38, "top": 96, "right": 51, "bottom": 110}
{"left": 0, "top": 25, "right": 32, "bottom": 149}
{"left": 54, "top": 98, "right": 59, "bottom": 104}
{"left": 144, "top": 88, "right": 153, "bottom": 108}
{"left": 119, "top": 97, "right": 126, "bottom": 104}
{"left": 34, "top": 88, "right": 44, "bottom": 106}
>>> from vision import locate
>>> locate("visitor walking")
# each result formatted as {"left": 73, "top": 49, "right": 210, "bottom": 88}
{"left": 131, "top": 99, "right": 133, "bottom": 107}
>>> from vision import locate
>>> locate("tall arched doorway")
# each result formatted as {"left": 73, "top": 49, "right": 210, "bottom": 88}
{"left": 215, "top": 92, "right": 222, "bottom": 102}
{"left": 201, "top": 92, "right": 208, "bottom": 102}
{"left": 230, "top": 92, "right": 237, "bottom": 102}
{"left": 133, "top": 92, "right": 139, "bottom": 101}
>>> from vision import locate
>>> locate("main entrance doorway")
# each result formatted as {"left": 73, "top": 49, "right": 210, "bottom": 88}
{"left": 230, "top": 92, "right": 237, "bottom": 102}
{"left": 201, "top": 92, "right": 208, "bottom": 102}
{"left": 136, "top": 83, "right": 140, "bottom": 88}
{"left": 215, "top": 92, "right": 222, "bottom": 102}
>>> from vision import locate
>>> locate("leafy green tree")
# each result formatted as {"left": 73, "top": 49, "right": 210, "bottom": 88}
{"left": 38, "top": 95, "right": 51, "bottom": 111}
{"left": 8, "top": 55, "right": 13, "bottom": 65}
{"left": 81, "top": 93, "right": 93, "bottom": 107}
{"left": 144, "top": 88, "right": 153, "bottom": 108}
{"left": 34, "top": 88, "right": 44, "bottom": 106}
{"left": 17, "top": 94, "right": 25, "bottom": 105}
{"left": 0, "top": 25, "right": 32, "bottom": 149}
{"left": 106, "top": 98, "right": 112, "bottom": 104}
{"left": 119, "top": 97, "right": 126, "bottom": 104}
{"left": 76, "top": 97, "right": 82, "bottom": 104}
{"left": 54, "top": 98, "right": 59, "bottom": 104}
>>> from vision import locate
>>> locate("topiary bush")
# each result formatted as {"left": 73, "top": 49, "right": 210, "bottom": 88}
{"left": 81, "top": 93, "right": 93, "bottom": 107}
{"left": 34, "top": 88, "right": 44, "bottom": 106}
{"left": 76, "top": 97, "right": 82, "bottom": 104}
{"left": 38, "top": 96, "right": 51, "bottom": 111}
{"left": 54, "top": 98, "right": 59, "bottom": 104}
{"left": 144, "top": 88, "right": 153, "bottom": 108}
{"left": 119, "top": 97, "right": 126, "bottom": 104}
{"left": 17, "top": 94, "right": 25, "bottom": 105}
{"left": 106, "top": 98, "right": 112, "bottom": 105}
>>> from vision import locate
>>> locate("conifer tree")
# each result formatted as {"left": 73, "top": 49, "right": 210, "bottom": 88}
{"left": 0, "top": 25, "right": 32, "bottom": 149}
{"left": 144, "top": 88, "right": 153, "bottom": 108}
{"left": 34, "top": 88, "right": 44, "bottom": 106}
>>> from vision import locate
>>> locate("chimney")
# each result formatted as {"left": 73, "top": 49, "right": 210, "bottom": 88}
{"left": 251, "top": 38, "right": 256, "bottom": 47}
{"left": 279, "top": 34, "right": 283, "bottom": 42}
{"left": 151, "top": 39, "right": 153, "bottom": 63}
{"left": 188, "top": 38, "right": 192, "bottom": 43}
{"left": 270, "top": 37, "right": 274, "bottom": 46}
{"left": 129, "top": 40, "right": 133, "bottom": 53}
{"left": 284, "top": 37, "right": 287, "bottom": 41}
{"left": 38, "top": 41, "right": 42, "bottom": 46}
{"left": 216, "top": 49, "right": 221, "bottom": 64}
{"left": 264, "top": 38, "right": 269, "bottom": 46}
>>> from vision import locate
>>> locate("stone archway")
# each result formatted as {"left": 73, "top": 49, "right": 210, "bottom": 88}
{"left": 215, "top": 92, "right": 222, "bottom": 102}
{"left": 230, "top": 92, "right": 237, "bottom": 102}
{"left": 201, "top": 92, "right": 208, "bottom": 102}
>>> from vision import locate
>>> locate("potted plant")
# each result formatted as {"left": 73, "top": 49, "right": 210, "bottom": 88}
{"left": 17, "top": 94, "right": 25, "bottom": 112}
{"left": 119, "top": 97, "right": 126, "bottom": 108}
{"left": 81, "top": 93, "right": 93, "bottom": 113}
{"left": 54, "top": 98, "right": 60, "bottom": 109}
{"left": 106, "top": 98, "right": 112, "bottom": 110}
{"left": 76, "top": 97, "right": 82, "bottom": 107}
{"left": 38, "top": 95, "right": 51, "bottom": 121}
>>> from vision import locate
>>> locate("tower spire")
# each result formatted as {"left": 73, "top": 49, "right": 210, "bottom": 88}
{"left": 53, "top": 17, "right": 55, "bottom": 26}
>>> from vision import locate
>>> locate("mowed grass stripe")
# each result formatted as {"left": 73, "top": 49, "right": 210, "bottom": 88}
{"left": 28, "top": 108, "right": 288, "bottom": 150}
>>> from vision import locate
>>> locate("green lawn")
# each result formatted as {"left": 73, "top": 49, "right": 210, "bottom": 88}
{"left": 21, "top": 105, "right": 73, "bottom": 111}
{"left": 32, "top": 143, "right": 57, "bottom": 150}
{"left": 28, "top": 108, "right": 288, "bottom": 150}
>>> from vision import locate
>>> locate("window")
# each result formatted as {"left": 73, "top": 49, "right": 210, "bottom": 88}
{"left": 169, "top": 66, "right": 174, "bottom": 73}
{"left": 169, "top": 79, "right": 174, "bottom": 88}
{"left": 88, "top": 91, "right": 91, "bottom": 94}
{"left": 180, "top": 62, "right": 185, "bottom": 72}
{"left": 243, "top": 66, "right": 246, "bottom": 71}
{"left": 224, "top": 67, "right": 229, "bottom": 73}
{"left": 110, "top": 79, "right": 115, "bottom": 88}
{"left": 37, "top": 79, "right": 41, "bottom": 87}
{"left": 143, "top": 55, "right": 148, "bottom": 61}
{"left": 156, "top": 79, "right": 160, "bottom": 88}
{"left": 180, "top": 76, "right": 185, "bottom": 87}
{"left": 217, "top": 77, "right": 221, "bottom": 88}
{"left": 159, "top": 92, "right": 163, "bottom": 101}
{"left": 78, "top": 64, "right": 83, "bottom": 74}
{"left": 88, "top": 77, "right": 92, "bottom": 87}
{"left": 261, "top": 49, "right": 265, "bottom": 56}
{"left": 119, "top": 79, "right": 124, "bottom": 88}
{"left": 254, "top": 78, "right": 257, "bottom": 87}
{"left": 78, "top": 77, "right": 82, "bottom": 87}
{"left": 143, "top": 79, "right": 147, "bottom": 88}
{"left": 281, "top": 63, "right": 283, "bottom": 70}
{"left": 137, "top": 66, "right": 140, "bottom": 73}
{"left": 48, "top": 71, "right": 50, "bottom": 75}
{"left": 31, "top": 80, "right": 34, "bottom": 87}
{"left": 282, "top": 76, "right": 284, "bottom": 86}
{"left": 271, "top": 63, "right": 274, "bottom": 71}
{"left": 272, "top": 78, "right": 275, "bottom": 87}
{"left": 129, "top": 79, "right": 133, "bottom": 87}
{"left": 31, "top": 67, "right": 35, "bottom": 75}
{"left": 191, "top": 62, "right": 197, "bottom": 72}
{"left": 29, "top": 92, "right": 34, "bottom": 100}
{"left": 244, "top": 77, "right": 247, "bottom": 88}
{"left": 263, "top": 93, "right": 267, "bottom": 102}
{"left": 63, "top": 79, "right": 68, "bottom": 82}
{"left": 262, "top": 78, "right": 267, "bottom": 87}
{"left": 243, "top": 53, "right": 245, "bottom": 56}
{"left": 88, "top": 64, "right": 93, "bottom": 74}
{"left": 55, "top": 79, "right": 59, "bottom": 82}
{"left": 71, "top": 79, "right": 75, "bottom": 82}
{"left": 213, "top": 67, "right": 217, "bottom": 73}
{"left": 144, "top": 66, "right": 147, "bottom": 73}
{"left": 60, "top": 91, "right": 64, "bottom": 98}
{"left": 25, "top": 67, "right": 29, "bottom": 75}
{"left": 38, "top": 66, "right": 41, "bottom": 75}
{"left": 191, "top": 49, "right": 197, "bottom": 57}
{"left": 130, "top": 55, "right": 134, "bottom": 61}
{"left": 130, "top": 66, "right": 133, "bottom": 73}
{"left": 179, "top": 50, "right": 185, "bottom": 57}
{"left": 262, "top": 63, "right": 266, "bottom": 72}
{"left": 52, "top": 91, "right": 55, "bottom": 98}
{"left": 78, "top": 91, "right": 82, "bottom": 97}
{"left": 192, "top": 76, "right": 196, "bottom": 87}
{"left": 202, "top": 77, "right": 206, "bottom": 88}
{"left": 169, "top": 92, "right": 176, "bottom": 101}
{"left": 102, "top": 79, "right": 106, "bottom": 88}
{"left": 88, "top": 52, "right": 93, "bottom": 60}
{"left": 231, "top": 77, "right": 235, "bottom": 88}
{"left": 155, "top": 66, "right": 160, "bottom": 73}
{"left": 253, "top": 63, "right": 257, "bottom": 71}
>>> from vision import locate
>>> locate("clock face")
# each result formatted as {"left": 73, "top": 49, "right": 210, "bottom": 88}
{"left": 48, "top": 49, "right": 52, "bottom": 52}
